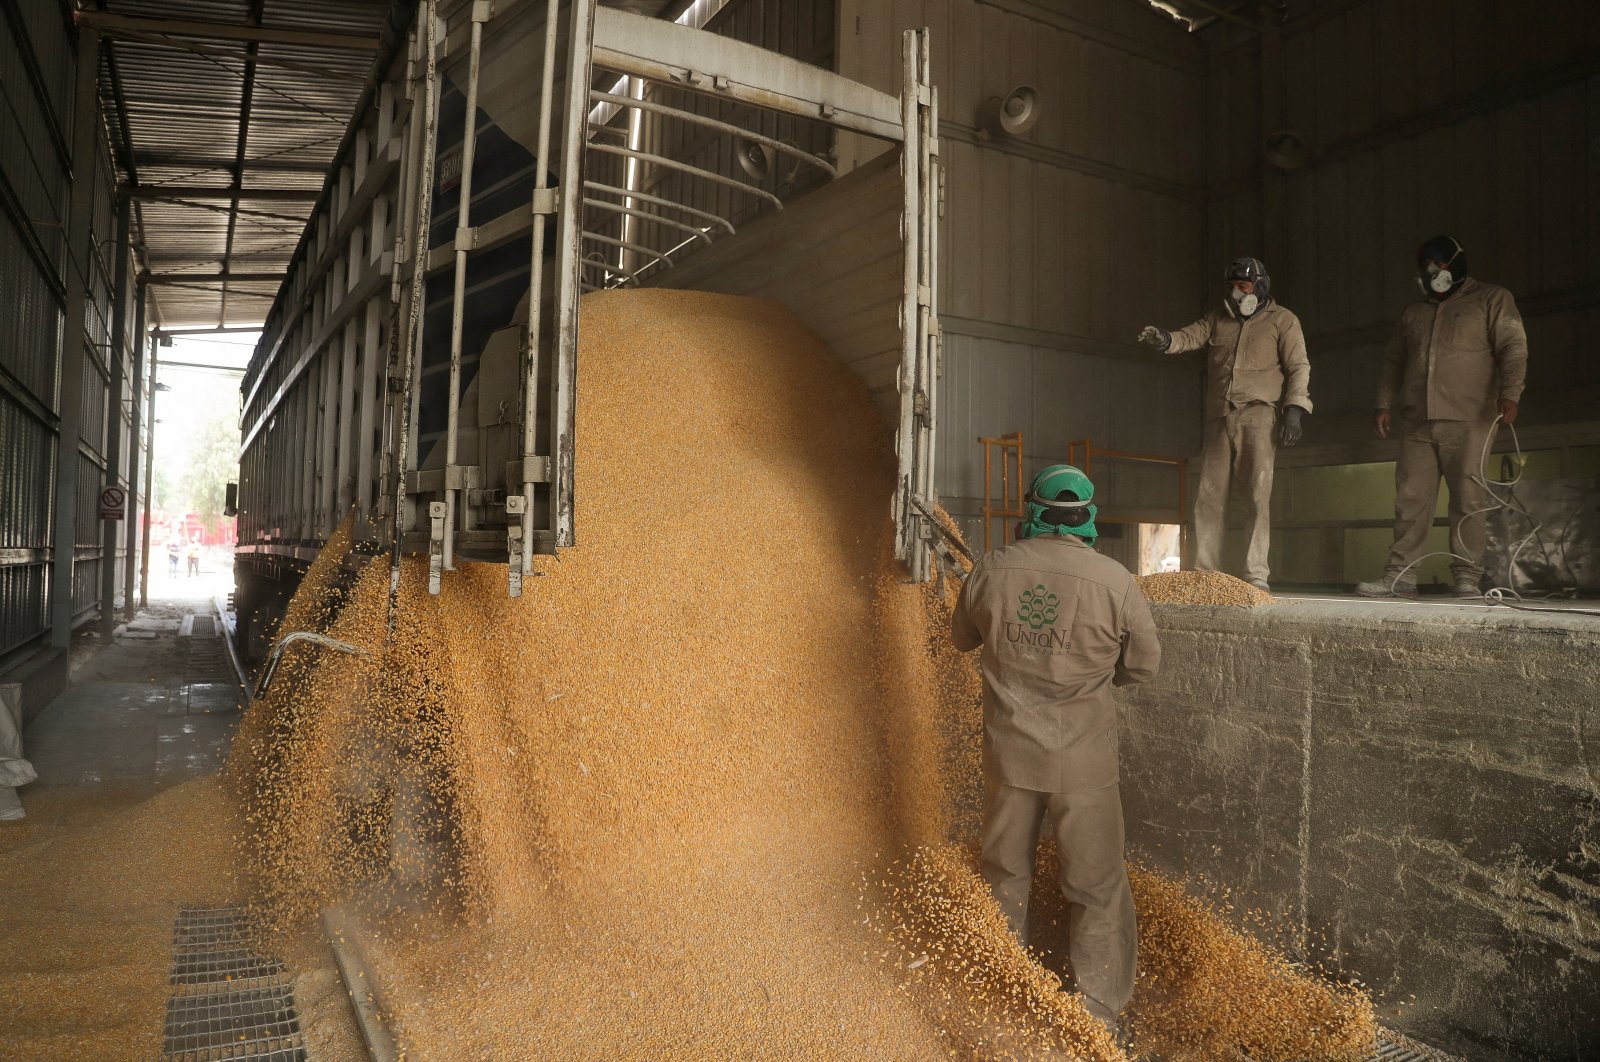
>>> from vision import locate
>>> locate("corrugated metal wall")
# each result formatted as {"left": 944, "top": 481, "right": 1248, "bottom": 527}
{"left": 1206, "top": 0, "right": 1600, "bottom": 584}
{"left": 836, "top": 0, "right": 1209, "bottom": 549}
{"left": 0, "top": 6, "right": 132, "bottom": 660}
{"left": 74, "top": 134, "right": 132, "bottom": 618}
{"left": 0, "top": 2, "right": 72, "bottom": 658}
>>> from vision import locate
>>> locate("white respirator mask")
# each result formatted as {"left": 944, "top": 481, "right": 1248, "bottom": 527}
{"left": 1230, "top": 288, "right": 1260, "bottom": 317}
{"left": 1418, "top": 241, "right": 1465, "bottom": 296}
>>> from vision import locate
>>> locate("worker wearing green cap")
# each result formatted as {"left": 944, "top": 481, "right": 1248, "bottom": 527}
{"left": 951, "top": 464, "right": 1161, "bottom": 1035}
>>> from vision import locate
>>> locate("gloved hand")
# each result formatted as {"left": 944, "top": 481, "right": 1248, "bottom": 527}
{"left": 1280, "top": 405, "right": 1305, "bottom": 447}
{"left": 1137, "top": 325, "right": 1170, "bottom": 351}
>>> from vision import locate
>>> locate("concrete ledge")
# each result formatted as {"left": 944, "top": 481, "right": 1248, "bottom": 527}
{"left": 1117, "top": 599, "right": 1600, "bottom": 1061}
{"left": 0, "top": 646, "right": 70, "bottom": 727}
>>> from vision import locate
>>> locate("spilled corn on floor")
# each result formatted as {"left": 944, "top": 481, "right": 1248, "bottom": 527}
{"left": 0, "top": 779, "right": 239, "bottom": 1061}
{"left": 228, "top": 289, "right": 1375, "bottom": 1060}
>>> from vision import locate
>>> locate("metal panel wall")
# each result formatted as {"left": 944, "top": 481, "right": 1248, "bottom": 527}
{"left": 70, "top": 136, "right": 131, "bottom": 620}
{"left": 0, "top": 7, "right": 131, "bottom": 658}
{"left": 1203, "top": 0, "right": 1600, "bottom": 584}
{"left": 836, "top": 0, "right": 1209, "bottom": 547}
{"left": 0, "top": 2, "right": 70, "bottom": 658}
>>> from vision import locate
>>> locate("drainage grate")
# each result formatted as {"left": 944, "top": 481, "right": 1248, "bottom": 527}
{"left": 1373, "top": 1030, "right": 1461, "bottom": 1062}
{"left": 162, "top": 907, "right": 306, "bottom": 1062}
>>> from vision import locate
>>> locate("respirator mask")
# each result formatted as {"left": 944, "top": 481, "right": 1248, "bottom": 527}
{"left": 1416, "top": 237, "right": 1466, "bottom": 297}
{"left": 1223, "top": 257, "right": 1270, "bottom": 319}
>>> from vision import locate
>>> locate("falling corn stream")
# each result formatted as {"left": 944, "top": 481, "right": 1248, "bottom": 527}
{"left": 228, "top": 290, "right": 1376, "bottom": 1060}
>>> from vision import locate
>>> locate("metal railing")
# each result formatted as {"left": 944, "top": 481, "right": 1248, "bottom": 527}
{"left": 1066, "top": 436, "right": 1189, "bottom": 562}
{"left": 980, "top": 431, "right": 1025, "bottom": 552}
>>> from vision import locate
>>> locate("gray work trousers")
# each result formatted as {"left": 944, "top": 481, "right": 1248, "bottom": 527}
{"left": 1386, "top": 418, "right": 1498, "bottom": 582}
{"left": 980, "top": 777, "right": 1136, "bottom": 1024}
{"left": 1193, "top": 402, "right": 1278, "bottom": 583}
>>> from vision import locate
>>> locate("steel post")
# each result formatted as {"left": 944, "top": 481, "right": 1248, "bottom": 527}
{"left": 123, "top": 282, "right": 147, "bottom": 616}
{"left": 49, "top": 26, "right": 103, "bottom": 648}
{"left": 100, "top": 194, "right": 133, "bottom": 633}
{"left": 139, "top": 339, "right": 158, "bottom": 609}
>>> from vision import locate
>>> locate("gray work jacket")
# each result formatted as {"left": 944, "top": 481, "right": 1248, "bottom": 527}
{"left": 1376, "top": 277, "right": 1529, "bottom": 422}
{"left": 951, "top": 535, "right": 1160, "bottom": 793}
{"left": 1166, "top": 301, "right": 1314, "bottom": 420}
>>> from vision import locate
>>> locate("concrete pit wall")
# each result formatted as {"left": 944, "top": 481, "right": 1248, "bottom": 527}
{"left": 1116, "top": 600, "right": 1600, "bottom": 1060}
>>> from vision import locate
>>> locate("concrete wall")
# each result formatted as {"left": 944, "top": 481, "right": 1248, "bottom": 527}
{"left": 1117, "top": 600, "right": 1600, "bottom": 1059}
{"left": 835, "top": 0, "right": 1209, "bottom": 550}
{"left": 1202, "top": 1, "right": 1600, "bottom": 585}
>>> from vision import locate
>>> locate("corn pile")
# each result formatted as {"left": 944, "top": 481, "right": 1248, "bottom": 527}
{"left": 866, "top": 843, "right": 1125, "bottom": 1062}
{"left": 1026, "top": 845, "right": 1377, "bottom": 1061}
{"left": 0, "top": 778, "right": 241, "bottom": 1061}
{"left": 234, "top": 289, "right": 1374, "bottom": 1060}
{"left": 1136, "top": 570, "right": 1273, "bottom": 608}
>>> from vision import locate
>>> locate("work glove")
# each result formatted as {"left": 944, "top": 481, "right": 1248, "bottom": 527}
{"left": 1137, "top": 325, "right": 1170, "bottom": 351}
{"left": 1280, "top": 405, "right": 1305, "bottom": 447}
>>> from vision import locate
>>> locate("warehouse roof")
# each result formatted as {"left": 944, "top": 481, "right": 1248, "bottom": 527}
{"left": 84, "top": 0, "right": 681, "bottom": 331}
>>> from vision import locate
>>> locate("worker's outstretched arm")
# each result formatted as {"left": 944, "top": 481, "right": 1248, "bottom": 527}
{"left": 950, "top": 570, "right": 984, "bottom": 652}
{"left": 1166, "top": 315, "right": 1216, "bottom": 355}
{"left": 1113, "top": 581, "right": 1160, "bottom": 687}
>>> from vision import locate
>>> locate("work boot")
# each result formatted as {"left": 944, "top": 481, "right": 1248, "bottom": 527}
{"left": 1454, "top": 574, "right": 1483, "bottom": 599}
{"left": 1355, "top": 575, "right": 1417, "bottom": 599}
{"left": 1246, "top": 578, "right": 1270, "bottom": 593}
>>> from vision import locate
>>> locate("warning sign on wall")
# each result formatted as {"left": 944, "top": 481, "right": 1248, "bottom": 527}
{"left": 99, "top": 486, "right": 126, "bottom": 521}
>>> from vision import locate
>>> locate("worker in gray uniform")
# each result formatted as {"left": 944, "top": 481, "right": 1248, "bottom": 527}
{"left": 1356, "top": 236, "right": 1529, "bottom": 599}
{"left": 951, "top": 464, "right": 1161, "bottom": 1035}
{"left": 1138, "top": 257, "right": 1312, "bottom": 592}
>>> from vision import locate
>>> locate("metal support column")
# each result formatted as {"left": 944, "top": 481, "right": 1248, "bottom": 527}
{"left": 100, "top": 194, "right": 132, "bottom": 633}
{"left": 894, "top": 28, "right": 939, "bottom": 583}
{"left": 49, "top": 26, "right": 103, "bottom": 648}
{"left": 140, "top": 340, "right": 159, "bottom": 609}
{"left": 123, "top": 281, "right": 147, "bottom": 617}
{"left": 439, "top": 0, "right": 491, "bottom": 583}
{"left": 551, "top": 0, "right": 598, "bottom": 551}
{"left": 512, "top": 0, "right": 566, "bottom": 595}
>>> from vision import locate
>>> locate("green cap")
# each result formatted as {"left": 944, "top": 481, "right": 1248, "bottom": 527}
{"left": 1019, "top": 464, "right": 1098, "bottom": 543}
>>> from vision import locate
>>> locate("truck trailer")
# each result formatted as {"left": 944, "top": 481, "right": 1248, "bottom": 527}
{"left": 233, "top": 0, "right": 942, "bottom": 658}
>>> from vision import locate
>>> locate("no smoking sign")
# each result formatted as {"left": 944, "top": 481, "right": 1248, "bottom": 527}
{"left": 99, "top": 485, "right": 126, "bottom": 521}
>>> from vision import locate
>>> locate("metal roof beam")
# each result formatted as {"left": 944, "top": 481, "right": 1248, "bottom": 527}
{"left": 146, "top": 271, "right": 286, "bottom": 284}
{"left": 132, "top": 154, "right": 329, "bottom": 173}
{"left": 75, "top": 11, "right": 382, "bottom": 51}
{"left": 122, "top": 185, "right": 321, "bottom": 202}
{"left": 1172, "top": 0, "right": 1263, "bottom": 31}
{"left": 220, "top": 0, "right": 267, "bottom": 328}
{"left": 95, "top": 26, "right": 368, "bottom": 82}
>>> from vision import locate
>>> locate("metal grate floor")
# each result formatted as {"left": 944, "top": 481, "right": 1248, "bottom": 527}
{"left": 1374, "top": 1031, "right": 1461, "bottom": 1062}
{"left": 162, "top": 907, "right": 306, "bottom": 1062}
